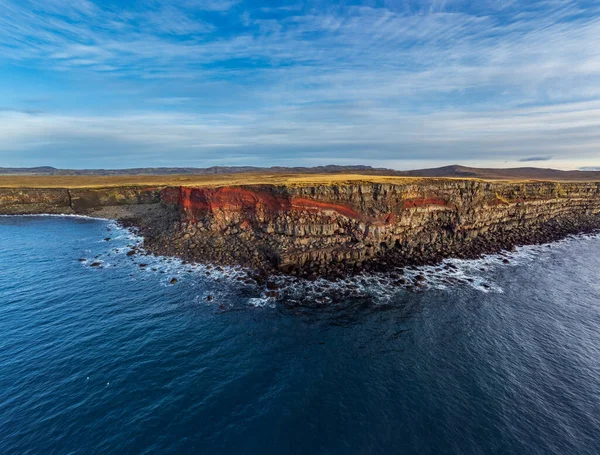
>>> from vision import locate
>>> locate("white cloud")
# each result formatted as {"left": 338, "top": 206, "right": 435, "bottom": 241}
{"left": 1, "top": 99, "right": 599, "bottom": 168}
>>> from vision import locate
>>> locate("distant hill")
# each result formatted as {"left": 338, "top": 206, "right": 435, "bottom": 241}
{"left": 1, "top": 164, "right": 599, "bottom": 181}
{"left": 398, "top": 165, "right": 600, "bottom": 180}
{"left": 0, "top": 165, "right": 379, "bottom": 176}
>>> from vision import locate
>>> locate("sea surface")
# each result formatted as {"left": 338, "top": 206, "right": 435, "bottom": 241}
{"left": 1, "top": 216, "right": 600, "bottom": 454}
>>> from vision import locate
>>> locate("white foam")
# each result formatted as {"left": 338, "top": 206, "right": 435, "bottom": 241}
{"left": 247, "top": 297, "right": 277, "bottom": 308}
{"left": 251, "top": 230, "right": 600, "bottom": 305}
{"left": 54, "top": 213, "right": 599, "bottom": 306}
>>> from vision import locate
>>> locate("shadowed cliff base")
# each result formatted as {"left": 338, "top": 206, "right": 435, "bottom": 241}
{"left": 1, "top": 174, "right": 600, "bottom": 283}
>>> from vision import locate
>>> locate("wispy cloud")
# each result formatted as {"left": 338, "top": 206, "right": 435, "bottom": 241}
{"left": 519, "top": 156, "right": 553, "bottom": 162}
{"left": 2, "top": 99, "right": 599, "bottom": 168}
{"left": 0, "top": 0, "right": 599, "bottom": 168}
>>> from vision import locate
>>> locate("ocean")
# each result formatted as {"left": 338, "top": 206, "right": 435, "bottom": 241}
{"left": 1, "top": 215, "right": 600, "bottom": 454}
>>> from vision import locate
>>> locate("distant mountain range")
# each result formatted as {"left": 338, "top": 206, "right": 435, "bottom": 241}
{"left": 1, "top": 164, "right": 599, "bottom": 180}
{"left": 0, "top": 165, "right": 377, "bottom": 176}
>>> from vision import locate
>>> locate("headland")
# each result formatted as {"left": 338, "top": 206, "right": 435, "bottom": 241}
{"left": 2, "top": 167, "right": 600, "bottom": 281}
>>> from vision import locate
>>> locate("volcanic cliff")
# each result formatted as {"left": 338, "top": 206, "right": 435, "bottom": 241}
{"left": 2, "top": 178, "right": 600, "bottom": 278}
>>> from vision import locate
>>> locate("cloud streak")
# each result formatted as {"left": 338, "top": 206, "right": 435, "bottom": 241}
{"left": 2, "top": 99, "right": 599, "bottom": 168}
{"left": 519, "top": 156, "right": 553, "bottom": 162}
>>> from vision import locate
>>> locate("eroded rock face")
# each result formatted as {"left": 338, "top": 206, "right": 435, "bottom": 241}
{"left": 145, "top": 181, "right": 600, "bottom": 276}
{"left": 69, "top": 187, "right": 162, "bottom": 212}
{"left": 0, "top": 186, "right": 164, "bottom": 215}
{"left": 0, "top": 188, "right": 72, "bottom": 214}
{"left": 2, "top": 180, "right": 600, "bottom": 276}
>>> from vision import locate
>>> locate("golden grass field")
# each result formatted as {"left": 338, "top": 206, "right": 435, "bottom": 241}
{"left": 0, "top": 173, "right": 433, "bottom": 189}
{"left": 0, "top": 173, "right": 596, "bottom": 189}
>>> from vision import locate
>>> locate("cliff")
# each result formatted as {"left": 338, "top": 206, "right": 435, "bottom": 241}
{"left": 0, "top": 187, "right": 162, "bottom": 214}
{"left": 2, "top": 178, "right": 600, "bottom": 278}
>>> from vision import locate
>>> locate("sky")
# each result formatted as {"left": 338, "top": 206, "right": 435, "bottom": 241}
{"left": 1, "top": 0, "right": 600, "bottom": 170}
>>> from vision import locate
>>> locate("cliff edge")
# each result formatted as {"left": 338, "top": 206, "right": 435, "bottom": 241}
{"left": 2, "top": 175, "right": 600, "bottom": 278}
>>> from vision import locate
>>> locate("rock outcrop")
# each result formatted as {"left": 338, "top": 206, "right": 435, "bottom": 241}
{"left": 0, "top": 187, "right": 162, "bottom": 215}
{"left": 2, "top": 179, "right": 600, "bottom": 277}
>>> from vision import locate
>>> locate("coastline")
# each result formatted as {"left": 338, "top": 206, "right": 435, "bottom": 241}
{"left": 2, "top": 175, "right": 600, "bottom": 283}
{"left": 4, "top": 212, "right": 600, "bottom": 304}
{"left": 138, "top": 212, "right": 600, "bottom": 284}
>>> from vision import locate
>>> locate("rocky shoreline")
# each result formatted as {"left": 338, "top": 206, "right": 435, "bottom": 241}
{"left": 2, "top": 179, "right": 600, "bottom": 284}
{"left": 137, "top": 212, "right": 600, "bottom": 285}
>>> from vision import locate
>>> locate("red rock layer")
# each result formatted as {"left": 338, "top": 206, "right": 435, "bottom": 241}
{"left": 402, "top": 197, "right": 447, "bottom": 208}
{"left": 167, "top": 187, "right": 403, "bottom": 225}
{"left": 174, "top": 187, "right": 289, "bottom": 221}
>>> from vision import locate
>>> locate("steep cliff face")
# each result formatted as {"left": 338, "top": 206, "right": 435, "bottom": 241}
{"left": 68, "top": 187, "right": 163, "bottom": 212}
{"left": 0, "top": 188, "right": 72, "bottom": 214}
{"left": 0, "top": 187, "right": 163, "bottom": 215}
{"left": 148, "top": 180, "right": 600, "bottom": 276}
{"left": 2, "top": 180, "right": 600, "bottom": 277}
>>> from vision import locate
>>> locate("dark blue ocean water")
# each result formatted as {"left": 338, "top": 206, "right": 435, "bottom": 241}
{"left": 1, "top": 216, "right": 600, "bottom": 454}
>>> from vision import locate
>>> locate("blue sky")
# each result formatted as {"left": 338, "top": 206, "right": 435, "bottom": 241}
{"left": 1, "top": 0, "right": 600, "bottom": 169}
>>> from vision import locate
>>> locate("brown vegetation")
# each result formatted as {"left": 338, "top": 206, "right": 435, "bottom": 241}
{"left": 0, "top": 173, "right": 430, "bottom": 189}
{"left": 0, "top": 170, "right": 596, "bottom": 189}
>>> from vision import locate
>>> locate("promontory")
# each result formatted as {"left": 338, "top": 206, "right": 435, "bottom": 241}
{"left": 2, "top": 166, "right": 600, "bottom": 279}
